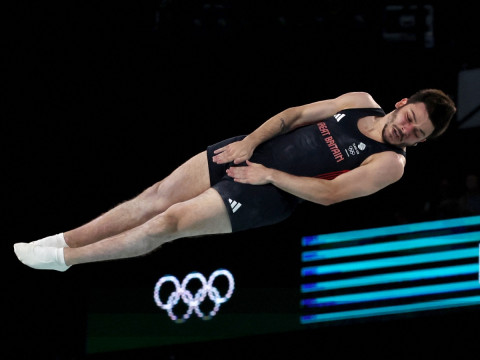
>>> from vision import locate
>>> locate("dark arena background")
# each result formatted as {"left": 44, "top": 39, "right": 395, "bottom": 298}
{"left": 5, "top": 1, "right": 480, "bottom": 359}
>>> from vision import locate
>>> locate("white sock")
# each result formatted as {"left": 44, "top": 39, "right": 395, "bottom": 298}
{"left": 14, "top": 243, "right": 70, "bottom": 272}
{"left": 31, "top": 233, "right": 69, "bottom": 248}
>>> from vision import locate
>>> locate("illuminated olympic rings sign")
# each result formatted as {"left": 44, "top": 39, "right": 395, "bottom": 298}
{"left": 153, "top": 269, "right": 235, "bottom": 322}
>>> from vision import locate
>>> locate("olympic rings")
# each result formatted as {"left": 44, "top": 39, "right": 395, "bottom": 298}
{"left": 153, "top": 269, "right": 235, "bottom": 322}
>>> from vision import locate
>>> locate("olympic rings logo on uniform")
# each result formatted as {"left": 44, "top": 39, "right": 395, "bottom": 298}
{"left": 153, "top": 269, "right": 235, "bottom": 322}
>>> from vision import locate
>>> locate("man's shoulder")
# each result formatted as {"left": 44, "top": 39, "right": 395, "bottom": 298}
{"left": 341, "top": 92, "right": 380, "bottom": 109}
{"left": 363, "top": 151, "right": 406, "bottom": 184}
{"left": 369, "top": 150, "right": 406, "bottom": 170}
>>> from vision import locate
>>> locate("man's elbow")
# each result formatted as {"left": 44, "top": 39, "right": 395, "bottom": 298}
{"left": 320, "top": 196, "right": 343, "bottom": 206}
{"left": 321, "top": 199, "right": 336, "bottom": 206}
{"left": 314, "top": 190, "right": 343, "bottom": 206}
{"left": 314, "top": 184, "right": 368, "bottom": 206}
{"left": 281, "top": 107, "right": 302, "bottom": 130}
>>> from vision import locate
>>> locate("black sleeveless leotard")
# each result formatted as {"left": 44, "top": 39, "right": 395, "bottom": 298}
{"left": 207, "top": 108, "right": 406, "bottom": 232}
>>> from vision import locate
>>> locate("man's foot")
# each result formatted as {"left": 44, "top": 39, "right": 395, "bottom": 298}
{"left": 14, "top": 243, "right": 70, "bottom": 272}
{"left": 31, "top": 233, "right": 68, "bottom": 248}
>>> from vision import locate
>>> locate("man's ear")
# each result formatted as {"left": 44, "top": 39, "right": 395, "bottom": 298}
{"left": 395, "top": 98, "right": 408, "bottom": 109}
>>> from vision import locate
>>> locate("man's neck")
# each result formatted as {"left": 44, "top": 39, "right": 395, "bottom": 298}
{"left": 358, "top": 114, "right": 389, "bottom": 143}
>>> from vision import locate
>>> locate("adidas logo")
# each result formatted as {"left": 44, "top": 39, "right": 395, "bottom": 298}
{"left": 228, "top": 198, "right": 242, "bottom": 213}
{"left": 334, "top": 113, "right": 345, "bottom": 122}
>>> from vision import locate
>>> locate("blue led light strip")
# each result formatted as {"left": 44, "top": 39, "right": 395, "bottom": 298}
{"left": 300, "top": 216, "right": 480, "bottom": 326}
{"left": 304, "top": 232, "right": 480, "bottom": 262}
{"left": 301, "top": 263, "right": 478, "bottom": 293}
{"left": 301, "top": 248, "right": 477, "bottom": 277}
{"left": 302, "top": 280, "right": 480, "bottom": 308}
{"left": 300, "top": 295, "right": 480, "bottom": 324}
{"left": 302, "top": 215, "right": 480, "bottom": 247}
{"left": 302, "top": 231, "right": 480, "bottom": 262}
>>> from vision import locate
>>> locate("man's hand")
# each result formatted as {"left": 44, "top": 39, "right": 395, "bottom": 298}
{"left": 226, "top": 161, "right": 273, "bottom": 185}
{"left": 212, "top": 138, "right": 256, "bottom": 164}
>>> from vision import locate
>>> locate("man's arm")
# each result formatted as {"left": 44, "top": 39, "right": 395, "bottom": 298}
{"left": 226, "top": 152, "right": 405, "bottom": 205}
{"left": 212, "top": 92, "right": 379, "bottom": 164}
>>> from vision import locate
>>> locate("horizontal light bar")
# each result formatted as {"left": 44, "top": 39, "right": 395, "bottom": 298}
{"left": 300, "top": 295, "right": 480, "bottom": 324}
{"left": 301, "top": 248, "right": 477, "bottom": 277}
{"left": 302, "top": 280, "right": 480, "bottom": 308}
{"left": 301, "top": 263, "right": 478, "bottom": 293}
{"left": 302, "top": 215, "right": 480, "bottom": 247}
{"left": 302, "top": 231, "right": 480, "bottom": 262}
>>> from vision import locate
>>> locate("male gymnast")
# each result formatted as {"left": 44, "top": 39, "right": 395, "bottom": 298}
{"left": 14, "top": 90, "right": 456, "bottom": 271}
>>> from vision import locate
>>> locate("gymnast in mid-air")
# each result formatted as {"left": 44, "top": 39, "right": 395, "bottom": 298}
{"left": 14, "top": 89, "right": 456, "bottom": 272}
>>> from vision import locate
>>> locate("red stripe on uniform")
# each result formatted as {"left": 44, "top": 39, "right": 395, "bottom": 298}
{"left": 315, "top": 170, "right": 349, "bottom": 180}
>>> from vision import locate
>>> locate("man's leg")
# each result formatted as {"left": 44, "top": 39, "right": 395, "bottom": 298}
{"left": 38, "top": 151, "right": 212, "bottom": 248}
{"left": 64, "top": 188, "right": 231, "bottom": 266}
{"left": 16, "top": 188, "right": 231, "bottom": 270}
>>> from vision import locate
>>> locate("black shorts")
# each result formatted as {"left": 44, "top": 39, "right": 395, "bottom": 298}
{"left": 207, "top": 136, "right": 301, "bottom": 232}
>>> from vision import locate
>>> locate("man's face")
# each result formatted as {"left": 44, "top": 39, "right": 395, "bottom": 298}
{"left": 382, "top": 100, "right": 435, "bottom": 148}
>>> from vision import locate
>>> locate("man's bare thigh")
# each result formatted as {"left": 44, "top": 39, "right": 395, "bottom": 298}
{"left": 163, "top": 187, "right": 232, "bottom": 237}
{"left": 150, "top": 151, "right": 212, "bottom": 210}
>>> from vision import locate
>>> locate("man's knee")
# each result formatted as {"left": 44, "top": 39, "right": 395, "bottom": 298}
{"left": 137, "top": 181, "right": 163, "bottom": 201}
{"left": 133, "top": 181, "right": 169, "bottom": 216}
{"left": 140, "top": 188, "right": 229, "bottom": 245}
{"left": 144, "top": 211, "right": 178, "bottom": 238}
{"left": 145, "top": 202, "right": 202, "bottom": 240}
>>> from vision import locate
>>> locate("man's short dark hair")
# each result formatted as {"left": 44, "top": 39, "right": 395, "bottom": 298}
{"left": 407, "top": 89, "right": 456, "bottom": 139}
